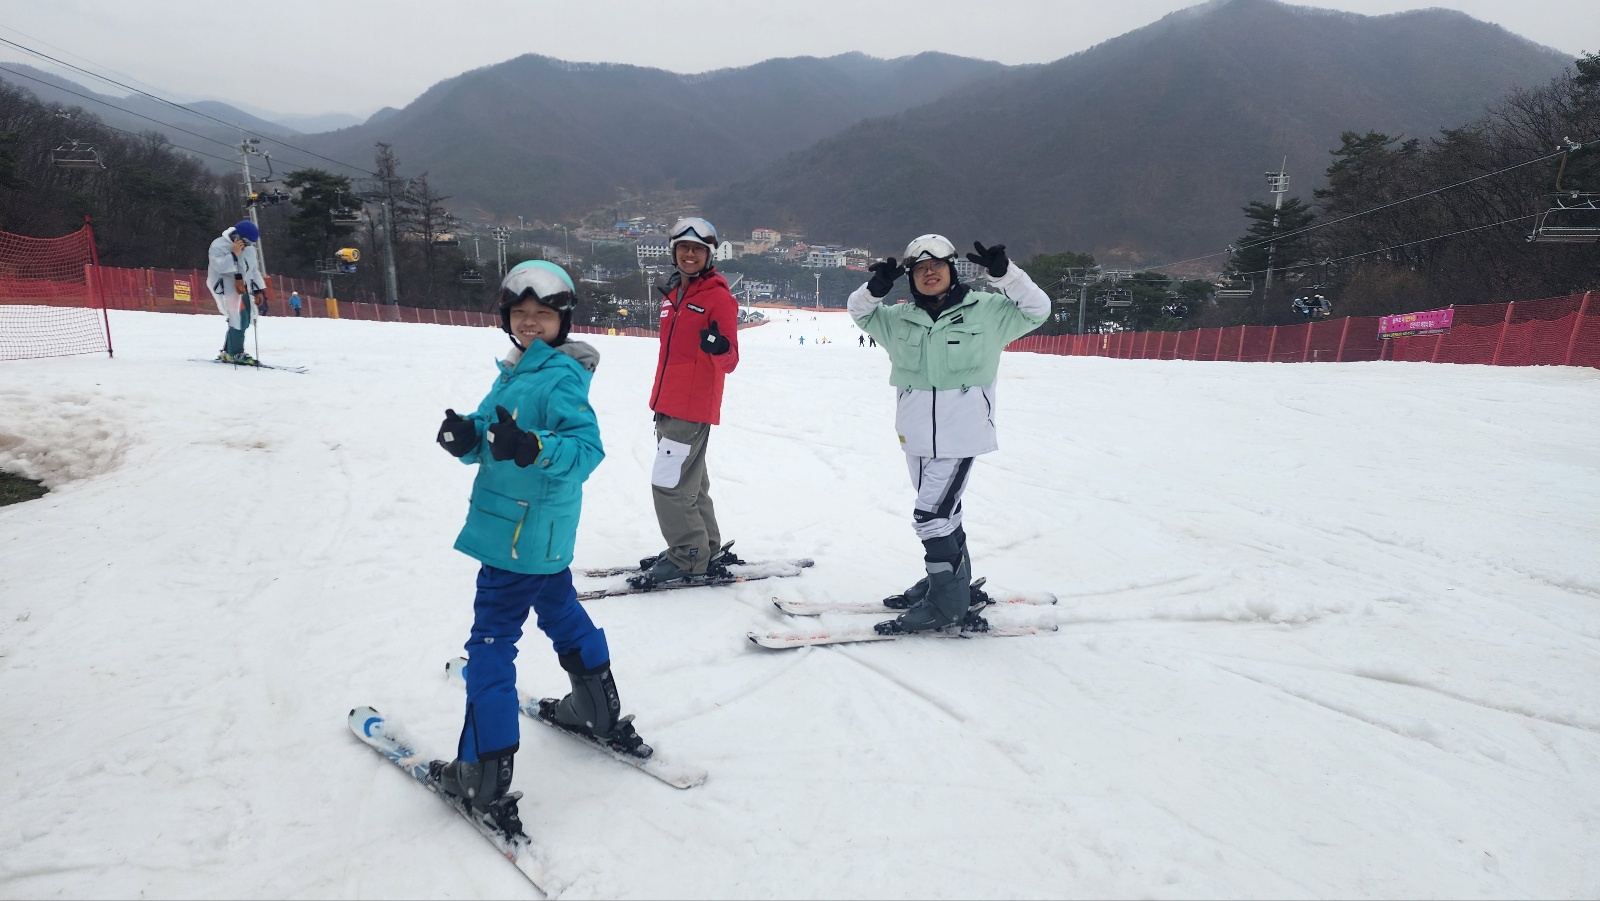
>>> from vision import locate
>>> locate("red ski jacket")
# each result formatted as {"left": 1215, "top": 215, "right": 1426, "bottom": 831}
{"left": 649, "top": 269, "right": 740, "bottom": 425}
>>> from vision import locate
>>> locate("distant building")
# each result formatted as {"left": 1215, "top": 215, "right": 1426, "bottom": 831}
{"left": 803, "top": 247, "right": 847, "bottom": 268}
{"left": 713, "top": 241, "right": 736, "bottom": 262}
{"left": 954, "top": 259, "right": 982, "bottom": 282}
{"left": 751, "top": 228, "right": 781, "bottom": 244}
{"left": 635, "top": 238, "right": 670, "bottom": 267}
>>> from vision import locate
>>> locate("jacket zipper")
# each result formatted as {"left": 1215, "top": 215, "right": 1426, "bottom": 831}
{"left": 509, "top": 500, "right": 530, "bottom": 560}
{"left": 930, "top": 387, "right": 938, "bottom": 457}
{"left": 650, "top": 283, "right": 684, "bottom": 410}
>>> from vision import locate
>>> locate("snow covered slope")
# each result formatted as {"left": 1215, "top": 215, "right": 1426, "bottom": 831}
{"left": 1, "top": 309, "right": 1597, "bottom": 898}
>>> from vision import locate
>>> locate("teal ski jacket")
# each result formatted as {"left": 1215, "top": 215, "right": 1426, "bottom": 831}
{"left": 452, "top": 339, "right": 604, "bottom": 574}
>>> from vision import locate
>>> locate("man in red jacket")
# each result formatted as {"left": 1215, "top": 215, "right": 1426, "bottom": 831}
{"left": 636, "top": 217, "right": 741, "bottom": 587}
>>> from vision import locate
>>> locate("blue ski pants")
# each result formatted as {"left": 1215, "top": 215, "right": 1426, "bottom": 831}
{"left": 458, "top": 564, "right": 609, "bottom": 762}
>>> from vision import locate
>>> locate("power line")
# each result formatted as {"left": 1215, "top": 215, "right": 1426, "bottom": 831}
{"left": 1225, "top": 212, "right": 1539, "bottom": 279}
{"left": 0, "top": 35, "right": 371, "bottom": 176}
{"left": 0, "top": 63, "right": 362, "bottom": 177}
{"left": 1143, "top": 142, "right": 1586, "bottom": 275}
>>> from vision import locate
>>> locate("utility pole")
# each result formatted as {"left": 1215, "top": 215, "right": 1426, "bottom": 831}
{"left": 354, "top": 174, "right": 406, "bottom": 312}
{"left": 237, "top": 136, "right": 266, "bottom": 271}
{"left": 1264, "top": 159, "right": 1289, "bottom": 291}
{"left": 813, "top": 271, "right": 821, "bottom": 310}
{"left": 491, "top": 226, "right": 510, "bottom": 279}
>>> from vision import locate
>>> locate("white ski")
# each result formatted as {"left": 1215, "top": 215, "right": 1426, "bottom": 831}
{"left": 346, "top": 706, "right": 547, "bottom": 891}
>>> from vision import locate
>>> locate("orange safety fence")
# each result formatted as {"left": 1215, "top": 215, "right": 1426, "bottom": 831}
{"left": 1006, "top": 292, "right": 1598, "bottom": 369}
{"left": 10, "top": 259, "right": 1596, "bottom": 370}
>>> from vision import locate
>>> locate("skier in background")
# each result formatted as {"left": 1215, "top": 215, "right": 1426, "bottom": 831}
{"left": 289, "top": 291, "right": 303, "bottom": 317}
{"left": 429, "top": 261, "right": 645, "bottom": 834}
{"left": 206, "top": 220, "right": 268, "bottom": 364}
{"left": 849, "top": 235, "right": 1049, "bottom": 635}
{"left": 636, "top": 217, "right": 742, "bottom": 587}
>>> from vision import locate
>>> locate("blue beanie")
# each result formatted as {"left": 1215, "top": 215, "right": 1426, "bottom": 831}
{"left": 233, "top": 220, "right": 260, "bottom": 243}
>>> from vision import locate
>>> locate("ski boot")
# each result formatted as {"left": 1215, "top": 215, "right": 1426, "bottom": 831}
{"left": 628, "top": 550, "right": 710, "bottom": 589}
{"left": 539, "top": 651, "right": 652, "bottom": 759}
{"left": 876, "top": 542, "right": 973, "bottom": 636}
{"left": 428, "top": 749, "right": 525, "bottom": 837}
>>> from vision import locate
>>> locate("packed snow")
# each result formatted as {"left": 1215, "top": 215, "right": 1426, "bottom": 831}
{"left": 1, "top": 307, "right": 1598, "bottom": 899}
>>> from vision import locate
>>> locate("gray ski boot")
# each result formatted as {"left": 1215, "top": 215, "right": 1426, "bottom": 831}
{"left": 429, "top": 749, "right": 523, "bottom": 836}
{"left": 540, "top": 651, "right": 652, "bottom": 758}
{"left": 877, "top": 543, "right": 973, "bottom": 635}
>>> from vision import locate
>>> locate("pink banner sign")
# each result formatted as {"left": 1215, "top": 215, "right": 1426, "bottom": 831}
{"left": 1379, "top": 308, "right": 1454, "bottom": 338}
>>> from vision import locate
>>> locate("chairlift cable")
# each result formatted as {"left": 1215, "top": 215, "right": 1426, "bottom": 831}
{"left": 1142, "top": 140, "right": 1590, "bottom": 275}
{"left": 0, "top": 35, "right": 375, "bottom": 177}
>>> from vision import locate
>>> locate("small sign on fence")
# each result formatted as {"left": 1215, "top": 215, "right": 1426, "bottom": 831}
{"left": 1379, "top": 308, "right": 1454, "bottom": 338}
{"left": 172, "top": 279, "right": 190, "bottom": 302}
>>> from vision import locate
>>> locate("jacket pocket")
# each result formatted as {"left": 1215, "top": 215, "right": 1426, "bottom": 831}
{"left": 546, "top": 514, "right": 577, "bottom": 562}
{"left": 940, "top": 326, "right": 987, "bottom": 384}
{"left": 652, "top": 436, "right": 693, "bottom": 488}
{"left": 892, "top": 328, "right": 927, "bottom": 372}
{"left": 471, "top": 486, "right": 532, "bottom": 560}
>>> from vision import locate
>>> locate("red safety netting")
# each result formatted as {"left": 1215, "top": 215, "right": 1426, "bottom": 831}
{"left": 1007, "top": 292, "right": 1598, "bottom": 369}
{"left": 0, "top": 223, "right": 112, "bottom": 361}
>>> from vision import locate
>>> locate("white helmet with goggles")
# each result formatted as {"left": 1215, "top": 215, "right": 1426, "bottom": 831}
{"left": 903, "top": 234, "right": 957, "bottom": 266}
{"left": 669, "top": 217, "right": 719, "bottom": 253}
{"left": 499, "top": 260, "right": 577, "bottom": 343}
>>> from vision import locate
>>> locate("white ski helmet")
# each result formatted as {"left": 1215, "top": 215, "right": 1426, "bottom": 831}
{"left": 499, "top": 260, "right": 577, "bottom": 342}
{"left": 669, "top": 217, "right": 719, "bottom": 255}
{"left": 903, "top": 234, "right": 957, "bottom": 266}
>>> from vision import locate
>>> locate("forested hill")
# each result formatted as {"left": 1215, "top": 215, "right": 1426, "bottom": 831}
{"left": 298, "top": 52, "right": 1011, "bottom": 220}
{"left": 704, "top": 0, "right": 1573, "bottom": 265}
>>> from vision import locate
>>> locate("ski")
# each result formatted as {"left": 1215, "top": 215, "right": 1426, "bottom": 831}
{"left": 346, "top": 706, "right": 547, "bottom": 891}
{"left": 773, "top": 579, "right": 1056, "bottom": 616}
{"left": 444, "top": 657, "right": 706, "bottom": 789}
{"left": 748, "top": 621, "right": 1058, "bottom": 649}
{"left": 191, "top": 357, "right": 308, "bottom": 373}
{"left": 578, "top": 558, "right": 813, "bottom": 601}
{"left": 582, "top": 541, "right": 811, "bottom": 579}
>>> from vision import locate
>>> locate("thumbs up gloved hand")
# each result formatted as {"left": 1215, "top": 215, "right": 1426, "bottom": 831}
{"left": 966, "top": 241, "right": 1009, "bottom": 278}
{"left": 436, "top": 409, "right": 477, "bottom": 457}
{"left": 866, "top": 257, "right": 904, "bottom": 298}
{"left": 487, "top": 405, "right": 542, "bottom": 467}
{"left": 700, "top": 319, "right": 731, "bottom": 355}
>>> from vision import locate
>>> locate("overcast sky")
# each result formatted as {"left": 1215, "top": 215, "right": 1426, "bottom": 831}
{"left": 0, "top": 0, "right": 1593, "bottom": 119}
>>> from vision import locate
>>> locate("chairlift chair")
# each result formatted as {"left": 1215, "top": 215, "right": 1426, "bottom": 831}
{"left": 51, "top": 139, "right": 105, "bottom": 170}
{"left": 1525, "top": 195, "right": 1600, "bottom": 244}
{"left": 1526, "top": 139, "right": 1600, "bottom": 243}
{"left": 459, "top": 269, "right": 485, "bottom": 285}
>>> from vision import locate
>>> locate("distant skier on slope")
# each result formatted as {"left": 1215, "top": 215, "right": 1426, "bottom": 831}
{"left": 206, "top": 220, "right": 268, "bottom": 364}
{"left": 636, "top": 217, "right": 742, "bottom": 586}
{"left": 848, "top": 235, "right": 1049, "bottom": 634}
{"left": 429, "top": 261, "right": 643, "bottom": 831}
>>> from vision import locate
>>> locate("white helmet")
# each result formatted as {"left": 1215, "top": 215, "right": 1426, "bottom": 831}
{"left": 669, "top": 217, "right": 719, "bottom": 253}
{"left": 903, "top": 234, "right": 956, "bottom": 266}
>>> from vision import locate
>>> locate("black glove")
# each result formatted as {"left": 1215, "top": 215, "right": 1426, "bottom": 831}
{"left": 700, "top": 320, "right": 730, "bottom": 356}
{"left": 966, "top": 242, "right": 1009, "bottom": 278}
{"left": 487, "top": 405, "right": 542, "bottom": 467}
{"left": 436, "top": 408, "right": 477, "bottom": 458}
{"left": 866, "top": 257, "right": 904, "bottom": 298}
{"left": 233, "top": 275, "right": 247, "bottom": 294}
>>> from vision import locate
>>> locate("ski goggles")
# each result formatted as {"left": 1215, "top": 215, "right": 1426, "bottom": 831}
{"left": 499, "top": 261, "right": 576, "bottom": 312}
{"left": 903, "top": 234, "right": 956, "bottom": 265}
{"left": 669, "top": 217, "right": 719, "bottom": 247}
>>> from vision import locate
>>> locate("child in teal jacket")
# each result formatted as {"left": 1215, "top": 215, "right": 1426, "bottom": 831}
{"left": 428, "top": 261, "right": 643, "bottom": 836}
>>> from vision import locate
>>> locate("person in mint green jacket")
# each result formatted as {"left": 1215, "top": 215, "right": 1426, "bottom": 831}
{"left": 426, "top": 261, "right": 643, "bottom": 836}
{"left": 848, "top": 235, "right": 1049, "bottom": 636}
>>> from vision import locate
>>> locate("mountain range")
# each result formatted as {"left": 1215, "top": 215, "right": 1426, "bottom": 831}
{"left": 2, "top": 0, "right": 1575, "bottom": 266}
{"left": 705, "top": 0, "right": 1574, "bottom": 265}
